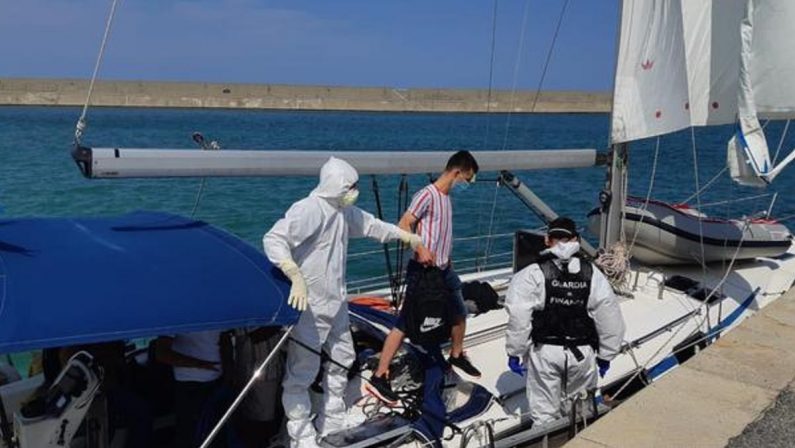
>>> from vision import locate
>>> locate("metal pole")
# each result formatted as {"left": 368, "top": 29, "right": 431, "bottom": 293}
{"left": 499, "top": 171, "right": 597, "bottom": 257}
{"left": 199, "top": 325, "right": 294, "bottom": 448}
{"left": 599, "top": 143, "right": 628, "bottom": 250}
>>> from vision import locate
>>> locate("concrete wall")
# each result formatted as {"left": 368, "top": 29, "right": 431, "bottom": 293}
{"left": 0, "top": 78, "right": 611, "bottom": 113}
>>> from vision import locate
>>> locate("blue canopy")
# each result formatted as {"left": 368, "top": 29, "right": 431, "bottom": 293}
{"left": 0, "top": 211, "right": 298, "bottom": 353}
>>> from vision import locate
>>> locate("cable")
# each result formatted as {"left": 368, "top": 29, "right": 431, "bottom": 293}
{"left": 772, "top": 119, "right": 791, "bottom": 165}
{"left": 499, "top": 0, "right": 532, "bottom": 151}
{"left": 482, "top": 0, "right": 499, "bottom": 148}
{"left": 75, "top": 0, "right": 121, "bottom": 144}
{"left": 372, "top": 175, "right": 399, "bottom": 304}
{"left": 529, "top": 0, "right": 570, "bottom": 114}
{"left": 679, "top": 166, "right": 727, "bottom": 205}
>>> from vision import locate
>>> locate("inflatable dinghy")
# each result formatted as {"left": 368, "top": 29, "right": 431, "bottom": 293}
{"left": 588, "top": 197, "right": 792, "bottom": 265}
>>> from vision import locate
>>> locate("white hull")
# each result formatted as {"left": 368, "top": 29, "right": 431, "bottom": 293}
{"left": 2, "top": 246, "right": 793, "bottom": 448}
{"left": 329, "top": 242, "right": 795, "bottom": 447}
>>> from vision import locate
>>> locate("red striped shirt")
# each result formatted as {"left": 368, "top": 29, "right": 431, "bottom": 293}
{"left": 408, "top": 184, "right": 453, "bottom": 268}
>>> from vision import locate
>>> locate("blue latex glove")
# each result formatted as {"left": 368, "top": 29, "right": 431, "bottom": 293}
{"left": 508, "top": 356, "right": 526, "bottom": 376}
{"left": 596, "top": 357, "right": 610, "bottom": 378}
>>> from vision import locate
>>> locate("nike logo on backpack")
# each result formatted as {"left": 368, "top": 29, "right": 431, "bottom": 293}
{"left": 420, "top": 317, "right": 443, "bottom": 333}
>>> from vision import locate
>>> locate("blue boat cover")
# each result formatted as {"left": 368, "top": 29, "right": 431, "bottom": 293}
{"left": 0, "top": 211, "right": 298, "bottom": 353}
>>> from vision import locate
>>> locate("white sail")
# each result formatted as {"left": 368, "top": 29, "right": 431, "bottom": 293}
{"left": 610, "top": 0, "right": 692, "bottom": 144}
{"left": 611, "top": 0, "right": 795, "bottom": 145}
{"left": 728, "top": 0, "right": 795, "bottom": 186}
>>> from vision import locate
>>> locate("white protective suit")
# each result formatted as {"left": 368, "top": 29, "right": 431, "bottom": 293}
{"left": 504, "top": 256, "right": 625, "bottom": 425}
{"left": 263, "top": 157, "right": 407, "bottom": 447}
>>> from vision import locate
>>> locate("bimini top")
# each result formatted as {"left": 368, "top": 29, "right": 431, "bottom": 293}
{"left": 0, "top": 211, "right": 297, "bottom": 353}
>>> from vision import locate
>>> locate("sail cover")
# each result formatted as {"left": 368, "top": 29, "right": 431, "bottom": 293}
{"left": 611, "top": 0, "right": 795, "bottom": 144}
{"left": 0, "top": 212, "right": 297, "bottom": 353}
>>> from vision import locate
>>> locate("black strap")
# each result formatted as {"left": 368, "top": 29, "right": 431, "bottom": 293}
{"left": 567, "top": 344, "right": 584, "bottom": 362}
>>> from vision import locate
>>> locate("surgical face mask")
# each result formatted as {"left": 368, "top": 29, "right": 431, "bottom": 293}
{"left": 549, "top": 240, "right": 580, "bottom": 261}
{"left": 451, "top": 180, "right": 470, "bottom": 195}
{"left": 543, "top": 240, "right": 581, "bottom": 273}
{"left": 340, "top": 189, "right": 359, "bottom": 207}
{"left": 451, "top": 172, "right": 475, "bottom": 195}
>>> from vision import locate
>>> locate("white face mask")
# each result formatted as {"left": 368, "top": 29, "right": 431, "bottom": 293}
{"left": 340, "top": 189, "right": 359, "bottom": 208}
{"left": 548, "top": 240, "right": 580, "bottom": 261}
{"left": 543, "top": 240, "right": 581, "bottom": 273}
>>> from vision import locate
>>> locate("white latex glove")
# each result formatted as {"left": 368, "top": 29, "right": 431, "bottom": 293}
{"left": 278, "top": 259, "right": 308, "bottom": 312}
{"left": 397, "top": 229, "right": 422, "bottom": 250}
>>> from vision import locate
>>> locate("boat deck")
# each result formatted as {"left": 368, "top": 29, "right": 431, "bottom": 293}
{"left": 565, "top": 285, "right": 795, "bottom": 448}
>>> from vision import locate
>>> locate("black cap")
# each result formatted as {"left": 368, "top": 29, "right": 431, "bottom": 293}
{"left": 547, "top": 217, "right": 578, "bottom": 239}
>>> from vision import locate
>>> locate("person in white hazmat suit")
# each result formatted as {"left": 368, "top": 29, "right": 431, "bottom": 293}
{"left": 504, "top": 217, "right": 625, "bottom": 425}
{"left": 263, "top": 157, "right": 425, "bottom": 448}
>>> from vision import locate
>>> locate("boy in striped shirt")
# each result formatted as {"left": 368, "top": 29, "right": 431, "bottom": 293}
{"left": 367, "top": 151, "right": 481, "bottom": 403}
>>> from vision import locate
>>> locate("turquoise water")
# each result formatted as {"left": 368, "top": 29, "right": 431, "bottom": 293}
{"left": 2, "top": 106, "right": 795, "bottom": 374}
{"left": 2, "top": 106, "right": 795, "bottom": 284}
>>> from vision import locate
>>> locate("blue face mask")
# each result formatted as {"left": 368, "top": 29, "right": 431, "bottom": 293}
{"left": 451, "top": 180, "right": 470, "bottom": 195}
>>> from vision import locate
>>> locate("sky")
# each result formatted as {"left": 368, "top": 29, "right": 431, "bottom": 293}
{"left": 0, "top": 0, "right": 619, "bottom": 91}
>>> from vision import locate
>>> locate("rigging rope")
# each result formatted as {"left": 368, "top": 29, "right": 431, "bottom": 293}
{"left": 610, "top": 220, "right": 752, "bottom": 401}
{"left": 479, "top": 181, "right": 502, "bottom": 271}
{"left": 498, "top": 0, "right": 532, "bottom": 151}
{"left": 679, "top": 166, "right": 727, "bottom": 205}
{"left": 772, "top": 119, "right": 791, "bottom": 166}
{"left": 475, "top": 0, "right": 501, "bottom": 264}
{"left": 689, "top": 128, "right": 708, "bottom": 290}
{"left": 371, "top": 175, "right": 400, "bottom": 304}
{"left": 529, "top": 0, "right": 570, "bottom": 113}
{"left": 482, "top": 0, "right": 499, "bottom": 147}
{"left": 625, "top": 137, "right": 661, "bottom": 256}
{"left": 75, "top": 0, "right": 121, "bottom": 144}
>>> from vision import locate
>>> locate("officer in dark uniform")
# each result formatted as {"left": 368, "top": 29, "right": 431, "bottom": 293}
{"left": 504, "top": 217, "right": 625, "bottom": 424}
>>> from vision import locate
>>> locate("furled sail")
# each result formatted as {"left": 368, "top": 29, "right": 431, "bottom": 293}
{"left": 728, "top": 0, "right": 795, "bottom": 186}
{"left": 611, "top": 0, "right": 795, "bottom": 166}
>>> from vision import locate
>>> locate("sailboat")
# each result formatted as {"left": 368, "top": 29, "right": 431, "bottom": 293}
{"left": 2, "top": 1, "right": 795, "bottom": 447}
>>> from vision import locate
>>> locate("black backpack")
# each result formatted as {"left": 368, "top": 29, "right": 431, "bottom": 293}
{"left": 462, "top": 281, "right": 501, "bottom": 314}
{"left": 403, "top": 267, "right": 452, "bottom": 346}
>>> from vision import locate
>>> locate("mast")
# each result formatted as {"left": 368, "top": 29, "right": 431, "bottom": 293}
{"left": 599, "top": 142, "right": 627, "bottom": 250}
{"left": 600, "top": 0, "right": 627, "bottom": 251}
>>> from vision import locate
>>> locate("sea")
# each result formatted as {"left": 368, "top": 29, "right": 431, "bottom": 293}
{"left": 2, "top": 105, "right": 794, "bottom": 371}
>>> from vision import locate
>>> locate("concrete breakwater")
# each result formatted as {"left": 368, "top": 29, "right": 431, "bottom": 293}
{"left": 0, "top": 78, "right": 611, "bottom": 113}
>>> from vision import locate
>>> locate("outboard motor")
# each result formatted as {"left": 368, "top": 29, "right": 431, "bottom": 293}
{"left": 14, "top": 352, "right": 102, "bottom": 448}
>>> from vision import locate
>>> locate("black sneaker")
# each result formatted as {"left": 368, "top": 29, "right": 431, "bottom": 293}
{"left": 448, "top": 353, "right": 481, "bottom": 379}
{"left": 365, "top": 374, "right": 399, "bottom": 404}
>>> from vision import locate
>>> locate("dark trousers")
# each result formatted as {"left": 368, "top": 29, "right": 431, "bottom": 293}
{"left": 174, "top": 379, "right": 220, "bottom": 448}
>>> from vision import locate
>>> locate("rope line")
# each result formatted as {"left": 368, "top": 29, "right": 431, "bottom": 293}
{"left": 689, "top": 128, "right": 708, "bottom": 290}
{"left": 610, "top": 219, "right": 752, "bottom": 400}
{"left": 482, "top": 0, "right": 499, "bottom": 148}
{"left": 529, "top": 0, "right": 570, "bottom": 113}
{"left": 679, "top": 166, "right": 727, "bottom": 205}
{"left": 772, "top": 119, "right": 791, "bottom": 166}
{"left": 499, "top": 0, "right": 532, "bottom": 151}
{"left": 75, "top": 0, "right": 121, "bottom": 144}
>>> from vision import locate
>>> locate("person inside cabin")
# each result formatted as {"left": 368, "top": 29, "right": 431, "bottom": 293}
{"left": 503, "top": 217, "right": 626, "bottom": 424}
{"left": 367, "top": 150, "right": 482, "bottom": 404}
{"left": 230, "top": 326, "right": 285, "bottom": 448}
{"left": 155, "top": 331, "right": 228, "bottom": 448}
{"left": 263, "top": 156, "right": 426, "bottom": 448}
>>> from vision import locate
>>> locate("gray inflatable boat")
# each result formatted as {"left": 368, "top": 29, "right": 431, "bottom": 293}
{"left": 588, "top": 197, "right": 793, "bottom": 265}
